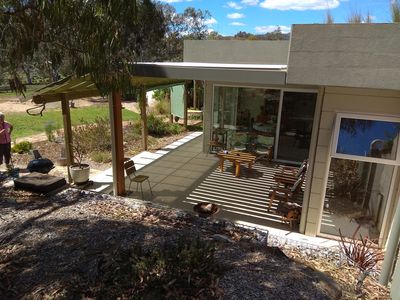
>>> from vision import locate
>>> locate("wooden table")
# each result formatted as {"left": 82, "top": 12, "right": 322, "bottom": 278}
{"left": 217, "top": 150, "right": 256, "bottom": 177}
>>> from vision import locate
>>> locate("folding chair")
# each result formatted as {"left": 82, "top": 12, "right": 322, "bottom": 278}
{"left": 124, "top": 160, "right": 153, "bottom": 199}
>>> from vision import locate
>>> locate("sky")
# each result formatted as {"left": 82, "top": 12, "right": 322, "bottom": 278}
{"left": 158, "top": 0, "right": 394, "bottom": 36}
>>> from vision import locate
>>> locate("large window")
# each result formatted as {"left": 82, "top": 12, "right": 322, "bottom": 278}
{"left": 332, "top": 114, "right": 400, "bottom": 164}
{"left": 321, "top": 113, "right": 400, "bottom": 242}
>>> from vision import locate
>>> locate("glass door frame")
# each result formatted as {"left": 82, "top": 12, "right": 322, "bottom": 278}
{"left": 274, "top": 88, "right": 319, "bottom": 164}
{"left": 318, "top": 112, "right": 400, "bottom": 244}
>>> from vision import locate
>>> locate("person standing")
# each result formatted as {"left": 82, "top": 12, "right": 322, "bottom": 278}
{"left": 0, "top": 112, "right": 13, "bottom": 170}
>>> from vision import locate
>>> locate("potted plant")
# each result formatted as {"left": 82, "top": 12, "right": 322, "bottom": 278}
{"left": 69, "top": 127, "right": 90, "bottom": 185}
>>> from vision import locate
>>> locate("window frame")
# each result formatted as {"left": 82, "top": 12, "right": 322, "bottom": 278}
{"left": 331, "top": 113, "right": 400, "bottom": 166}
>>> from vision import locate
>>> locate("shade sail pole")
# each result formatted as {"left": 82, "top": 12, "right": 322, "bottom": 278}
{"left": 183, "top": 81, "right": 189, "bottom": 129}
{"left": 140, "top": 87, "right": 148, "bottom": 151}
{"left": 109, "top": 91, "right": 125, "bottom": 196}
{"left": 61, "top": 94, "right": 73, "bottom": 183}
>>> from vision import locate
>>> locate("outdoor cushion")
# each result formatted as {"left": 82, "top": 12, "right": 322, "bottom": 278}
{"left": 14, "top": 172, "right": 67, "bottom": 193}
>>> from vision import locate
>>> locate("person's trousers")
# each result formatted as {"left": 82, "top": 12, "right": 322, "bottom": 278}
{"left": 0, "top": 143, "right": 11, "bottom": 165}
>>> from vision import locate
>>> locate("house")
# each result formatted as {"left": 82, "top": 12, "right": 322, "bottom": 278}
{"left": 31, "top": 23, "right": 400, "bottom": 289}
{"left": 134, "top": 24, "right": 400, "bottom": 246}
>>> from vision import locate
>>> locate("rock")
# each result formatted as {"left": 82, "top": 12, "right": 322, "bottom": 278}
{"left": 213, "top": 234, "right": 235, "bottom": 243}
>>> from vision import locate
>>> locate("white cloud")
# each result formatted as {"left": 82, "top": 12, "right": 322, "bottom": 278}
{"left": 227, "top": 12, "right": 245, "bottom": 19}
{"left": 241, "top": 0, "right": 259, "bottom": 5}
{"left": 254, "top": 25, "right": 291, "bottom": 34}
{"left": 227, "top": 1, "right": 243, "bottom": 9}
{"left": 230, "top": 22, "right": 246, "bottom": 26}
{"left": 204, "top": 17, "right": 218, "bottom": 25}
{"left": 259, "top": 0, "right": 340, "bottom": 11}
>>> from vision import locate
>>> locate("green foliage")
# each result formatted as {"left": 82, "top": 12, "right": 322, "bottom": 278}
{"left": 7, "top": 105, "right": 138, "bottom": 139}
{"left": 1, "top": 0, "right": 166, "bottom": 95}
{"left": 331, "top": 158, "right": 362, "bottom": 202}
{"left": 153, "top": 98, "right": 170, "bottom": 115}
{"left": 392, "top": 0, "right": 400, "bottom": 22}
{"left": 71, "top": 117, "right": 112, "bottom": 166}
{"left": 44, "top": 120, "right": 58, "bottom": 142}
{"left": 91, "top": 236, "right": 222, "bottom": 299}
{"left": 147, "top": 114, "right": 182, "bottom": 136}
{"left": 11, "top": 141, "right": 32, "bottom": 154}
{"left": 90, "top": 151, "right": 112, "bottom": 163}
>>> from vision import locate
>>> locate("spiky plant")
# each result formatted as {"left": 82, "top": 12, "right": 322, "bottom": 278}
{"left": 391, "top": 0, "right": 400, "bottom": 22}
{"left": 338, "top": 229, "right": 384, "bottom": 291}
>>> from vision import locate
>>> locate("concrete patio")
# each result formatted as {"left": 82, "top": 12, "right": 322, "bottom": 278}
{"left": 88, "top": 131, "right": 337, "bottom": 248}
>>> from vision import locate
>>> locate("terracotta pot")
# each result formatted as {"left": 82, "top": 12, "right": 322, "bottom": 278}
{"left": 69, "top": 163, "right": 90, "bottom": 185}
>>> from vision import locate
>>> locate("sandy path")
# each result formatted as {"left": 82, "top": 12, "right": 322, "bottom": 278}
{"left": 0, "top": 96, "right": 140, "bottom": 114}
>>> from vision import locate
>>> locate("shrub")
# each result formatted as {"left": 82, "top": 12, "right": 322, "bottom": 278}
{"left": 147, "top": 114, "right": 183, "bottom": 136}
{"left": 153, "top": 98, "right": 170, "bottom": 115}
{"left": 44, "top": 120, "right": 58, "bottom": 142}
{"left": 11, "top": 141, "right": 33, "bottom": 154}
{"left": 72, "top": 117, "right": 112, "bottom": 153}
{"left": 90, "top": 151, "right": 112, "bottom": 163}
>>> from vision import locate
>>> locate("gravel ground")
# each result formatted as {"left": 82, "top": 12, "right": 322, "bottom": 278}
{"left": 0, "top": 186, "right": 352, "bottom": 299}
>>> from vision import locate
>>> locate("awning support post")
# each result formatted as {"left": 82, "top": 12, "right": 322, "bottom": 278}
{"left": 109, "top": 91, "right": 125, "bottom": 196}
{"left": 61, "top": 94, "right": 73, "bottom": 183}
{"left": 140, "top": 87, "right": 148, "bottom": 151}
{"left": 183, "top": 81, "right": 189, "bottom": 129}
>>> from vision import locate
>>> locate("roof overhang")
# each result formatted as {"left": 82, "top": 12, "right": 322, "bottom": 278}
{"left": 134, "top": 62, "right": 287, "bottom": 86}
{"left": 32, "top": 62, "right": 287, "bottom": 104}
{"left": 32, "top": 74, "right": 185, "bottom": 104}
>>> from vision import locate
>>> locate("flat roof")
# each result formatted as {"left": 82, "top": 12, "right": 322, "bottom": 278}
{"left": 134, "top": 62, "right": 287, "bottom": 85}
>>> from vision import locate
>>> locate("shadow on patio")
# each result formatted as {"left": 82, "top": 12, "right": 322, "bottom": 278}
{"left": 126, "top": 135, "right": 304, "bottom": 232}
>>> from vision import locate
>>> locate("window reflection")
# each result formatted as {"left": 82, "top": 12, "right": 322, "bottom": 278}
{"left": 321, "top": 158, "right": 394, "bottom": 241}
{"left": 337, "top": 118, "right": 400, "bottom": 160}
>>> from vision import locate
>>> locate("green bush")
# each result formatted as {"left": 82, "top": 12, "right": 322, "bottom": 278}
{"left": 44, "top": 120, "right": 58, "bottom": 142}
{"left": 72, "top": 117, "right": 112, "bottom": 153}
{"left": 11, "top": 141, "right": 33, "bottom": 154}
{"left": 90, "top": 151, "right": 112, "bottom": 163}
{"left": 147, "top": 114, "right": 183, "bottom": 136}
{"left": 153, "top": 98, "right": 170, "bottom": 115}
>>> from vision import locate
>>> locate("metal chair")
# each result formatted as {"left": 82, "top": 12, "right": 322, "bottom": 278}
{"left": 124, "top": 160, "right": 153, "bottom": 199}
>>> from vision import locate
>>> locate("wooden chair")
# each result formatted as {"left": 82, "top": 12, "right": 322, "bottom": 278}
{"left": 124, "top": 160, "right": 153, "bottom": 199}
{"left": 268, "top": 174, "right": 304, "bottom": 228}
{"left": 273, "top": 159, "right": 308, "bottom": 186}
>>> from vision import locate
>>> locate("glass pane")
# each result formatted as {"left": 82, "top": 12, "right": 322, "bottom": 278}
{"left": 337, "top": 118, "right": 400, "bottom": 160}
{"left": 213, "top": 86, "right": 279, "bottom": 150}
{"left": 277, "top": 92, "right": 317, "bottom": 162}
{"left": 321, "top": 158, "right": 394, "bottom": 241}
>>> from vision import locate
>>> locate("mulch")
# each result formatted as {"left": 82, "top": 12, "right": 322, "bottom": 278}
{"left": 0, "top": 185, "right": 390, "bottom": 299}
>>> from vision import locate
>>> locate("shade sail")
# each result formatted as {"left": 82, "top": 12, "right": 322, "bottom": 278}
{"left": 32, "top": 75, "right": 185, "bottom": 104}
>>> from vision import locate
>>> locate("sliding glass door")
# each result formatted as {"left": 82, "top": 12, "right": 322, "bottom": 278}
{"left": 276, "top": 92, "right": 317, "bottom": 163}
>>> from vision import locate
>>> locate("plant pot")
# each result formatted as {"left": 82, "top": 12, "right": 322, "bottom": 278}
{"left": 69, "top": 163, "right": 90, "bottom": 185}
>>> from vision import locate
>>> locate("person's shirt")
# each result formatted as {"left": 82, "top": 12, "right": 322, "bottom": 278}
{"left": 0, "top": 121, "right": 12, "bottom": 144}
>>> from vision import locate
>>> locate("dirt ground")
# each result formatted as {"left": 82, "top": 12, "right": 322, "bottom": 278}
{"left": 0, "top": 96, "right": 139, "bottom": 115}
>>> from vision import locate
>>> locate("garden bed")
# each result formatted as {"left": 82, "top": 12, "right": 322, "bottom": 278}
{"left": 0, "top": 186, "right": 389, "bottom": 299}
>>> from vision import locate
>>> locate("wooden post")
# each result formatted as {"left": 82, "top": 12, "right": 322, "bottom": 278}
{"left": 193, "top": 80, "right": 197, "bottom": 110}
{"left": 109, "top": 91, "right": 125, "bottom": 196}
{"left": 183, "top": 81, "right": 189, "bottom": 129}
{"left": 140, "top": 87, "right": 148, "bottom": 150}
{"left": 61, "top": 94, "right": 73, "bottom": 183}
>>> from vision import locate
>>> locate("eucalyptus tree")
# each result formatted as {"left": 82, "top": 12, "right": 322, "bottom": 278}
{"left": 0, "top": 0, "right": 166, "bottom": 94}
{"left": 392, "top": 0, "right": 400, "bottom": 22}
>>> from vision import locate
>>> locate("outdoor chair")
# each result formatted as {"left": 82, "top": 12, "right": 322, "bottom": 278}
{"left": 124, "top": 159, "right": 153, "bottom": 199}
{"left": 254, "top": 135, "right": 274, "bottom": 161}
{"left": 274, "top": 159, "right": 308, "bottom": 186}
{"left": 208, "top": 129, "right": 227, "bottom": 154}
{"left": 230, "top": 132, "right": 247, "bottom": 151}
{"left": 268, "top": 173, "right": 305, "bottom": 228}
